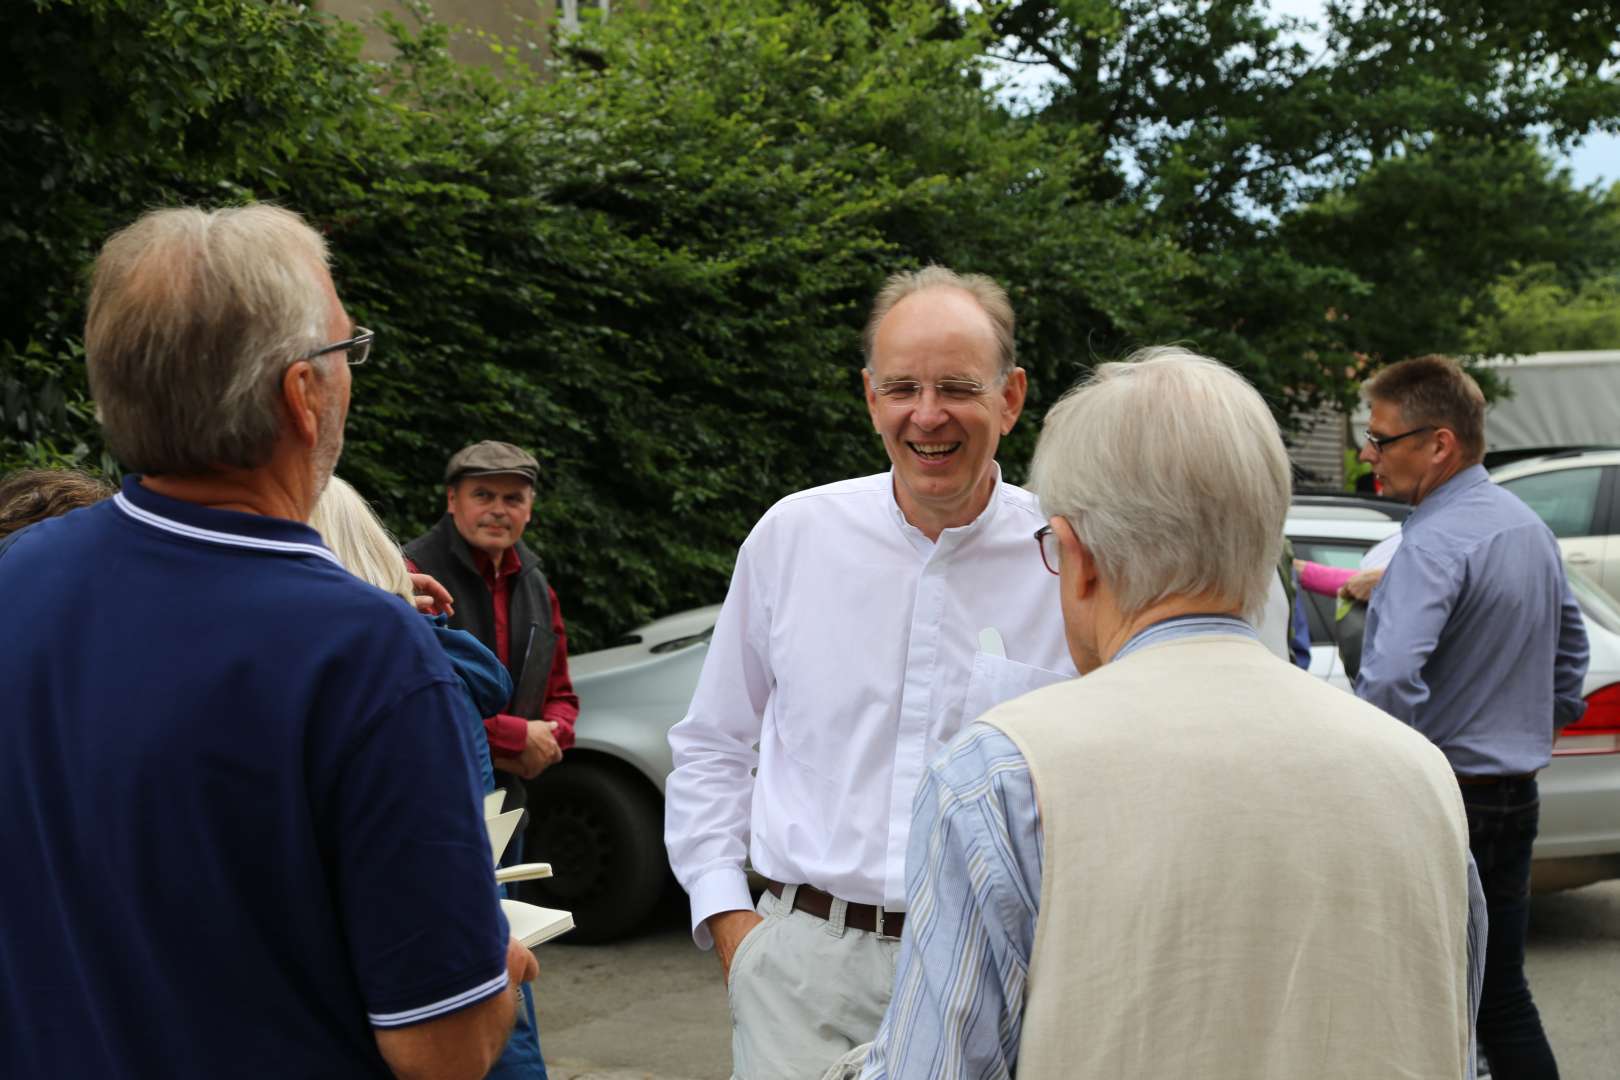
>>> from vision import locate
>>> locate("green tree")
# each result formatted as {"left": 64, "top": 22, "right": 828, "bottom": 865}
{"left": 987, "top": 0, "right": 1620, "bottom": 408}
{"left": 0, "top": 0, "right": 370, "bottom": 471}
{"left": 1466, "top": 266, "right": 1620, "bottom": 354}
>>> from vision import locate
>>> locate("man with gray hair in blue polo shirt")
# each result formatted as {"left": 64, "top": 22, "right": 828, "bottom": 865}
{"left": 0, "top": 204, "right": 534, "bottom": 1079}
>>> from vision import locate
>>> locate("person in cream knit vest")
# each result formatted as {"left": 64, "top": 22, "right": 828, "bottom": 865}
{"left": 854, "top": 347, "right": 1486, "bottom": 1080}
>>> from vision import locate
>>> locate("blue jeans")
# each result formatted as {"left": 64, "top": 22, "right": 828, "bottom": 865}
{"left": 1461, "top": 776, "right": 1557, "bottom": 1080}
{"left": 487, "top": 982, "right": 548, "bottom": 1080}
{"left": 490, "top": 786, "right": 547, "bottom": 1079}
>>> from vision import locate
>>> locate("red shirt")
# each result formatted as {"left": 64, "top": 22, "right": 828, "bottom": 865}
{"left": 406, "top": 549, "right": 579, "bottom": 756}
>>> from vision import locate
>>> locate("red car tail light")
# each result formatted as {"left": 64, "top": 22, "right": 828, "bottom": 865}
{"left": 1554, "top": 684, "right": 1620, "bottom": 756}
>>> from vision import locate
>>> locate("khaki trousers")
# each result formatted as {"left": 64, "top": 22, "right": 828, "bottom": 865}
{"left": 727, "top": 886, "right": 901, "bottom": 1080}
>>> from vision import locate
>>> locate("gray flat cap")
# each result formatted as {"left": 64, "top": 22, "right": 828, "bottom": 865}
{"left": 445, "top": 440, "right": 539, "bottom": 485}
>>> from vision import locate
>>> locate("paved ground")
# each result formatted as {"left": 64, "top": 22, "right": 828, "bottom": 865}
{"left": 540, "top": 891, "right": 729, "bottom": 1080}
{"left": 538, "top": 881, "right": 1620, "bottom": 1079}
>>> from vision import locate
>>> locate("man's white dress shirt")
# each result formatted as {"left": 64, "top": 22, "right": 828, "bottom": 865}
{"left": 665, "top": 469, "right": 1074, "bottom": 947}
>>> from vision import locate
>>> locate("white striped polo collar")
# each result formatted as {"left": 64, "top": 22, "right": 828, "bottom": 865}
{"left": 113, "top": 490, "right": 342, "bottom": 567}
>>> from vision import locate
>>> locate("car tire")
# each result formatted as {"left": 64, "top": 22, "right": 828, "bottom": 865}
{"left": 517, "top": 757, "right": 666, "bottom": 944}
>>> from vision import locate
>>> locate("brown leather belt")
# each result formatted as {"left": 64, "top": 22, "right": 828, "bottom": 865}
{"left": 1455, "top": 772, "right": 1536, "bottom": 786}
{"left": 764, "top": 880, "right": 905, "bottom": 938}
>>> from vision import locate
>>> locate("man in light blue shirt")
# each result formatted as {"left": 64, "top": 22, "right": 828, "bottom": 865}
{"left": 1357, "top": 354, "right": 1588, "bottom": 1080}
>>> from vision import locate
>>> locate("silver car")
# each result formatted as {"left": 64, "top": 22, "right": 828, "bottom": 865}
{"left": 514, "top": 606, "right": 715, "bottom": 942}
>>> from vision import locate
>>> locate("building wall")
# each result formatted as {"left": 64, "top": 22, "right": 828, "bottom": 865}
{"left": 1286, "top": 402, "right": 1347, "bottom": 490}
{"left": 319, "top": 0, "right": 561, "bottom": 70}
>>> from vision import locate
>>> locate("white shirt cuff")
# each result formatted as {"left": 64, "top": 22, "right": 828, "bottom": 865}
{"left": 687, "top": 866, "right": 756, "bottom": 950}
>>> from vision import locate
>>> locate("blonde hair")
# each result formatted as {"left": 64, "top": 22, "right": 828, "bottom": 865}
{"left": 1030, "top": 346, "right": 1291, "bottom": 622}
{"left": 309, "top": 476, "right": 415, "bottom": 606}
{"left": 0, "top": 468, "right": 115, "bottom": 539}
{"left": 85, "top": 203, "right": 333, "bottom": 475}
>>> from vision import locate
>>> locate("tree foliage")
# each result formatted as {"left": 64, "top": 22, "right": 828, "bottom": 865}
{"left": 1, "top": 0, "right": 1181, "bottom": 644}
{"left": 1467, "top": 269, "right": 1620, "bottom": 355}
{"left": 988, "top": 0, "right": 1620, "bottom": 406}
{"left": 4, "top": 0, "right": 1619, "bottom": 642}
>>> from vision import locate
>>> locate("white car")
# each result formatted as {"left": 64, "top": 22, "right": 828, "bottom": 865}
{"left": 1288, "top": 510, "right": 1620, "bottom": 893}
{"left": 1490, "top": 449, "right": 1620, "bottom": 602}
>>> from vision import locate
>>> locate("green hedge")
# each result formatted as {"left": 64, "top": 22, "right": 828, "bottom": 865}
{"left": 2, "top": 0, "right": 1187, "bottom": 646}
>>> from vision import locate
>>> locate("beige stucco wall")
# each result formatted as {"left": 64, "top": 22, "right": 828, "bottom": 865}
{"left": 319, "top": 0, "right": 559, "bottom": 70}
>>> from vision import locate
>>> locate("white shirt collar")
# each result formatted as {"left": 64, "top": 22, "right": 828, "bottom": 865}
{"left": 884, "top": 462, "right": 1007, "bottom": 552}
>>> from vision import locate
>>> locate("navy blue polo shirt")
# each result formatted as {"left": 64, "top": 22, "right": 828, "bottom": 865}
{"left": 0, "top": 477, "right": 509, "bottom": 1078}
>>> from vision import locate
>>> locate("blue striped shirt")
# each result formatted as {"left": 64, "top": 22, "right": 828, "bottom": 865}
{"left": 1358, "top": 464, "right": 1589, "bottom": 775}
{"left": 862, "top": 616, "right": 1486, "bottom": 1080}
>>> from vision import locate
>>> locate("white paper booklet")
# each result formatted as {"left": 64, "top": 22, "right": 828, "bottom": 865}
{"left": 501, "top": 899, "right": 574, "bottom": 947}
{"left": 485, "top": 809, "right": 524, "bottom": 866}
{"left": 485, "top": 794, "right": 573, "bottom": 947}
{"left": 495, "top": 862, "right": 553, "bottom": 884}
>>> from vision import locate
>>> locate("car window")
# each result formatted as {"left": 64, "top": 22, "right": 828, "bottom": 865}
{"left": 1568, "top": 567, "right": 1620, "bottom": 636}
{"left": 1290, "top": 538, "right": 1373, "bottom": 645}
{"left": 1500, "top": 467, "right": 1603, "bottom": 538}
{"left": 1292, "top": 541, "right": 1367, "bottom": 570}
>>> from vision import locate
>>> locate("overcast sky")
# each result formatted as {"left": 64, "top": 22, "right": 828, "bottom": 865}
{"left": 1266, "top": 0, "right": 1616, "bottom": 187}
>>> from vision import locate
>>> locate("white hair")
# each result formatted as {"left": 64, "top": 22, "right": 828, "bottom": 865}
{"left": 1029, "top": 346, "right": 1291, "bottom": 621}
{"left": 308, "top": 475, "right": 415, "bottom": 606}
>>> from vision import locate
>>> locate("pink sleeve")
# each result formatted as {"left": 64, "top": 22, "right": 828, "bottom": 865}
{"left": 1298, "top": 561, "right": 1355, "bottom": 596}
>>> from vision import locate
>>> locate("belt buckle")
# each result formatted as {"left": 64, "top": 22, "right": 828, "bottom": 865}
{"left": 875, "top": 905, "right": 900, "bottom": 941}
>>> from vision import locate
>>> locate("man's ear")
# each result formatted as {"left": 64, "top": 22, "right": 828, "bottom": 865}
{"left": 861, "top": 367, "right": 882, "bottom": 433}
{"left": 1053, "top": 515, "right": 1099, "bottom": 602}
{"left": 445, "top": 484, "right": 457, "bottom": 513}
{"left": 1432, "top": 426, "right": 1460, "bottom": 464}
{"left": 281, "top": 360, "right": 321, "bottom": 449}
{"left": 999, "top": 366, "right": 1028, "bottom": 435}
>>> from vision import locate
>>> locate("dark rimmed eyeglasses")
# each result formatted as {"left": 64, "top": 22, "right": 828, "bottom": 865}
{"left": 1363, "top": 425, "right": 1432, "bottom": 453}
{"left": 1034, "top": 524, "right": 1061, "bottom": 576}
{"left": 303, "top": 326, "right": 374, "bottom": 367}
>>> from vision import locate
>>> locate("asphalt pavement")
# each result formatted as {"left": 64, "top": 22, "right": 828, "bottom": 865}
{"left": 538, "top": 881, "right": 1620, "bottom": 1080}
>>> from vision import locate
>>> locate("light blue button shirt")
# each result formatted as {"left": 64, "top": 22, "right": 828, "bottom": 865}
{"left": 862, "top": 615, "right": 1486, "bottom": 1080}
{"left": 1358, "top": 464, "right": 1589, "bottom": 775}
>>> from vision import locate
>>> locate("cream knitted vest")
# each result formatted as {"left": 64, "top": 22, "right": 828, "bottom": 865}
{"left": 982, "top": 636, "right": 1470, "bottom": 1080}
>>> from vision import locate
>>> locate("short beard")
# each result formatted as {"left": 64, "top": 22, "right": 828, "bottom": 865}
{"left": 312, "top": 398, "right": 345, "bottom": 499}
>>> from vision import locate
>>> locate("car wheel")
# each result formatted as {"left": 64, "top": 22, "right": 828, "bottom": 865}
{"left": 517, "top": 758, "right": 666, "bottom": 944}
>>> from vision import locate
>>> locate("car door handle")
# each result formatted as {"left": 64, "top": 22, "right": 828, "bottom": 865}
{"left": 1568, "top": 553, "right": 1595, "bottom": 564}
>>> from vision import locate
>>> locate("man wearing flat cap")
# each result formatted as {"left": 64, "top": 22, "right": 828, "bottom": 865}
{"left": 405, "top": 441, "right": 578, "bottom": 805}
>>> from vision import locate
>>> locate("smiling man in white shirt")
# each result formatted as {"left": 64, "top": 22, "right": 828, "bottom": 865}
{"left": 664, "top": 266, "right": 1075, "bottom": 1079}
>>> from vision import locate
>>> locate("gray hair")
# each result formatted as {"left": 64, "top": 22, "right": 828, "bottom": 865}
{"left": 85, "top": 204, "right": 333, "bottom": 475}
{"left": 1029, "top": 346, "right": 1291, "bottom": 622}
{"left": 308, "top": 475, "right": 416, "bottom": 606}
{"left": 862, "top": 265, "right": 1016, "bottom": 376}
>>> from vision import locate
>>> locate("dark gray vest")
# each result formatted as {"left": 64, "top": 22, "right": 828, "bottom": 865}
{"left": 404, "top": 515, "right": 557, "bottom": 717}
